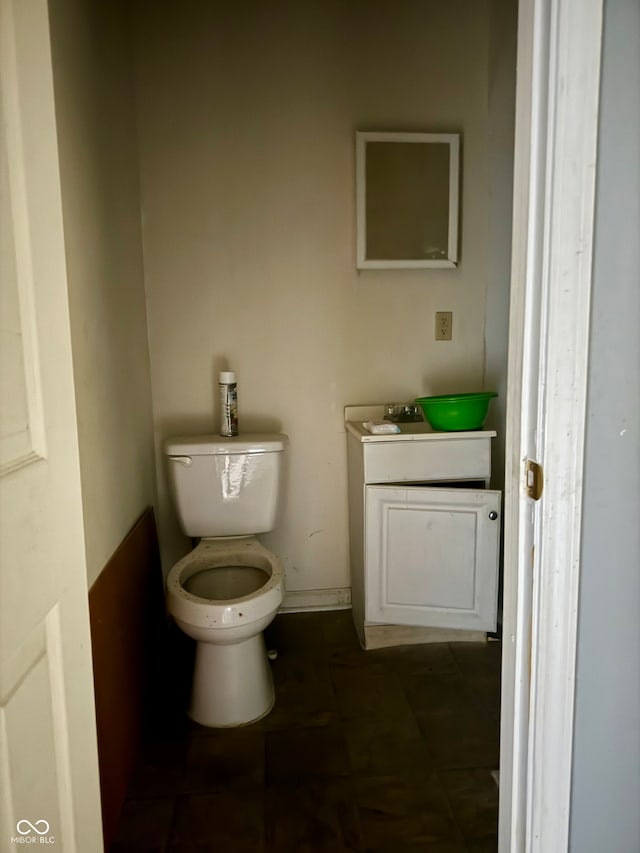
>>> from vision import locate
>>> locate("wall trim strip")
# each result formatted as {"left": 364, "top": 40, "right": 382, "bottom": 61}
{"left": 280, "top": 587, "right": 351, "bottom": 613}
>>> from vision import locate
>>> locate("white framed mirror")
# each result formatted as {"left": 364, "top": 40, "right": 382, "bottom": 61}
{"left": 356, "top": 131, "right": 460, "bottom": 269}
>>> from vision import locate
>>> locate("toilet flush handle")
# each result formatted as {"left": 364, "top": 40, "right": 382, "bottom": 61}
{"left": 168, "top": 455, "right": 192, "bottom": 467}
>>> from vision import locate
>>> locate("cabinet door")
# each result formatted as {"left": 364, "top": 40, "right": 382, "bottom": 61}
{"left": 365, "top": 486, "right": 501, "bottom": 631}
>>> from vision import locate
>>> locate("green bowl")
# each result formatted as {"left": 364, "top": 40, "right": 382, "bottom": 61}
{"left": 415, "top": 392, "right": 498, "bottom": 431}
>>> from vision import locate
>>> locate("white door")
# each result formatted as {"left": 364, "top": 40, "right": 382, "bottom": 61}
{"left": 498, "top": 0, "right": 546, "bottom": 841}
{"left": 0, "top": 1, "right": 103, "bottom": 851}
{"left": 365, "top": 486, "right": 501, "bottom": 631}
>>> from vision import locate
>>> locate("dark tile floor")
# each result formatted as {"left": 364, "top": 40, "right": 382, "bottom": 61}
{"left": 111, "top": 611, "right": 500, "bottom": 852}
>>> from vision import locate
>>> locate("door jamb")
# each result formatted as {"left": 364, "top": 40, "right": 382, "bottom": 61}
{"left": 500, "top": 0, "right": 604, "bottom": 849}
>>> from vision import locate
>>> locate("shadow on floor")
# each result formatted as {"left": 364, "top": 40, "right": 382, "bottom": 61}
{"left": 111, "top": 610, "right": 500, "bottom": 852}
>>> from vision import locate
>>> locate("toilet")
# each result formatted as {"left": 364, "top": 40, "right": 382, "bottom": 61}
{"left": 164, "top": 433, "right": 287, "bottom": 727}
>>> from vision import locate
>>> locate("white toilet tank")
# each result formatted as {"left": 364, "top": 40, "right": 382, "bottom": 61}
{"left": 164, "top": 433, "right": 287, "bottom": 538}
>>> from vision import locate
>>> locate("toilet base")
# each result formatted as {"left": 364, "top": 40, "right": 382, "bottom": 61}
{"left": 188, "top": 633, "right": 275, "bottom": 727}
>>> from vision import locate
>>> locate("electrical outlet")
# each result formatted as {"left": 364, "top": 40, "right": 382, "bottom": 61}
{"left": 435, "top": 311, "right": 452, "bottom": 341}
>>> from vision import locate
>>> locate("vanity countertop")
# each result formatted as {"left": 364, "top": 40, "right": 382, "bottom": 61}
{"left": 344, "top": 405, "right": 496, "bottom": 444}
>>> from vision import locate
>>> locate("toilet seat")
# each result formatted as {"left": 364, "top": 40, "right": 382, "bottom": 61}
{"left": 166, "top": 537, "right": 284, "bottom": 631}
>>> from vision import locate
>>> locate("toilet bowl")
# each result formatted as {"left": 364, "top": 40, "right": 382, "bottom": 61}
{"left": 164, "top": 432, "right": 288, "bottom": 727}
{"left": 167, "top": 537, "right": 284, "bottom": 727}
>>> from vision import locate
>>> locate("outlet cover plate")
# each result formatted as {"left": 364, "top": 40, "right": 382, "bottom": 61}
{"left": 435, "top": 311, "right": 452, "bottom": 340}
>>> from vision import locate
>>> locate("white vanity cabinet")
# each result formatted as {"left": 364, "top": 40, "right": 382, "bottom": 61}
{"left": 345, "top": 414, "right": 501, "bottom": 649}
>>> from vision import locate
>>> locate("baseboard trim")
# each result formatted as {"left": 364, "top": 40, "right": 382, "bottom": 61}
{"left": 280, "top": 587, "right": 352, "bottom": 613}
{"left": 363, "top": 623, "right": 487, "bottom": 649}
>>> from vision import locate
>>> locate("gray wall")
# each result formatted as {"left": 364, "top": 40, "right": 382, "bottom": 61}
{"left": 570, "top": 0, "right": 640, "bottom": 850}
{"left": 49, "top": 0, "right": 156, "bottom": 587}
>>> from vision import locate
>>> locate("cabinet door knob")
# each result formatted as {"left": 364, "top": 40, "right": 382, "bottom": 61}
{"left": 488, "top": 511, "right": 498, "bottom": 520}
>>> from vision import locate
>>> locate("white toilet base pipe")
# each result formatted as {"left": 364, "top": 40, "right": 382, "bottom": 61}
{"left": 188, "top": 633, "right": 274, "bottom": 727}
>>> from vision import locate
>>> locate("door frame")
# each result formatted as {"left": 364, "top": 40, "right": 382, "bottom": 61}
{"left": 500, "top": 0, "right": 604, "bottom": 850}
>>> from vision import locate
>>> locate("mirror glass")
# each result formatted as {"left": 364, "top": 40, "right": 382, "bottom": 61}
{"left": 356, "top": 132, "right": 460, "bottom": 269}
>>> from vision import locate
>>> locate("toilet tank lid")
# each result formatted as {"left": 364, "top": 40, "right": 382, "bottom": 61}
{"left": 164, "top": 433, "right": 288, "bottom": 456}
